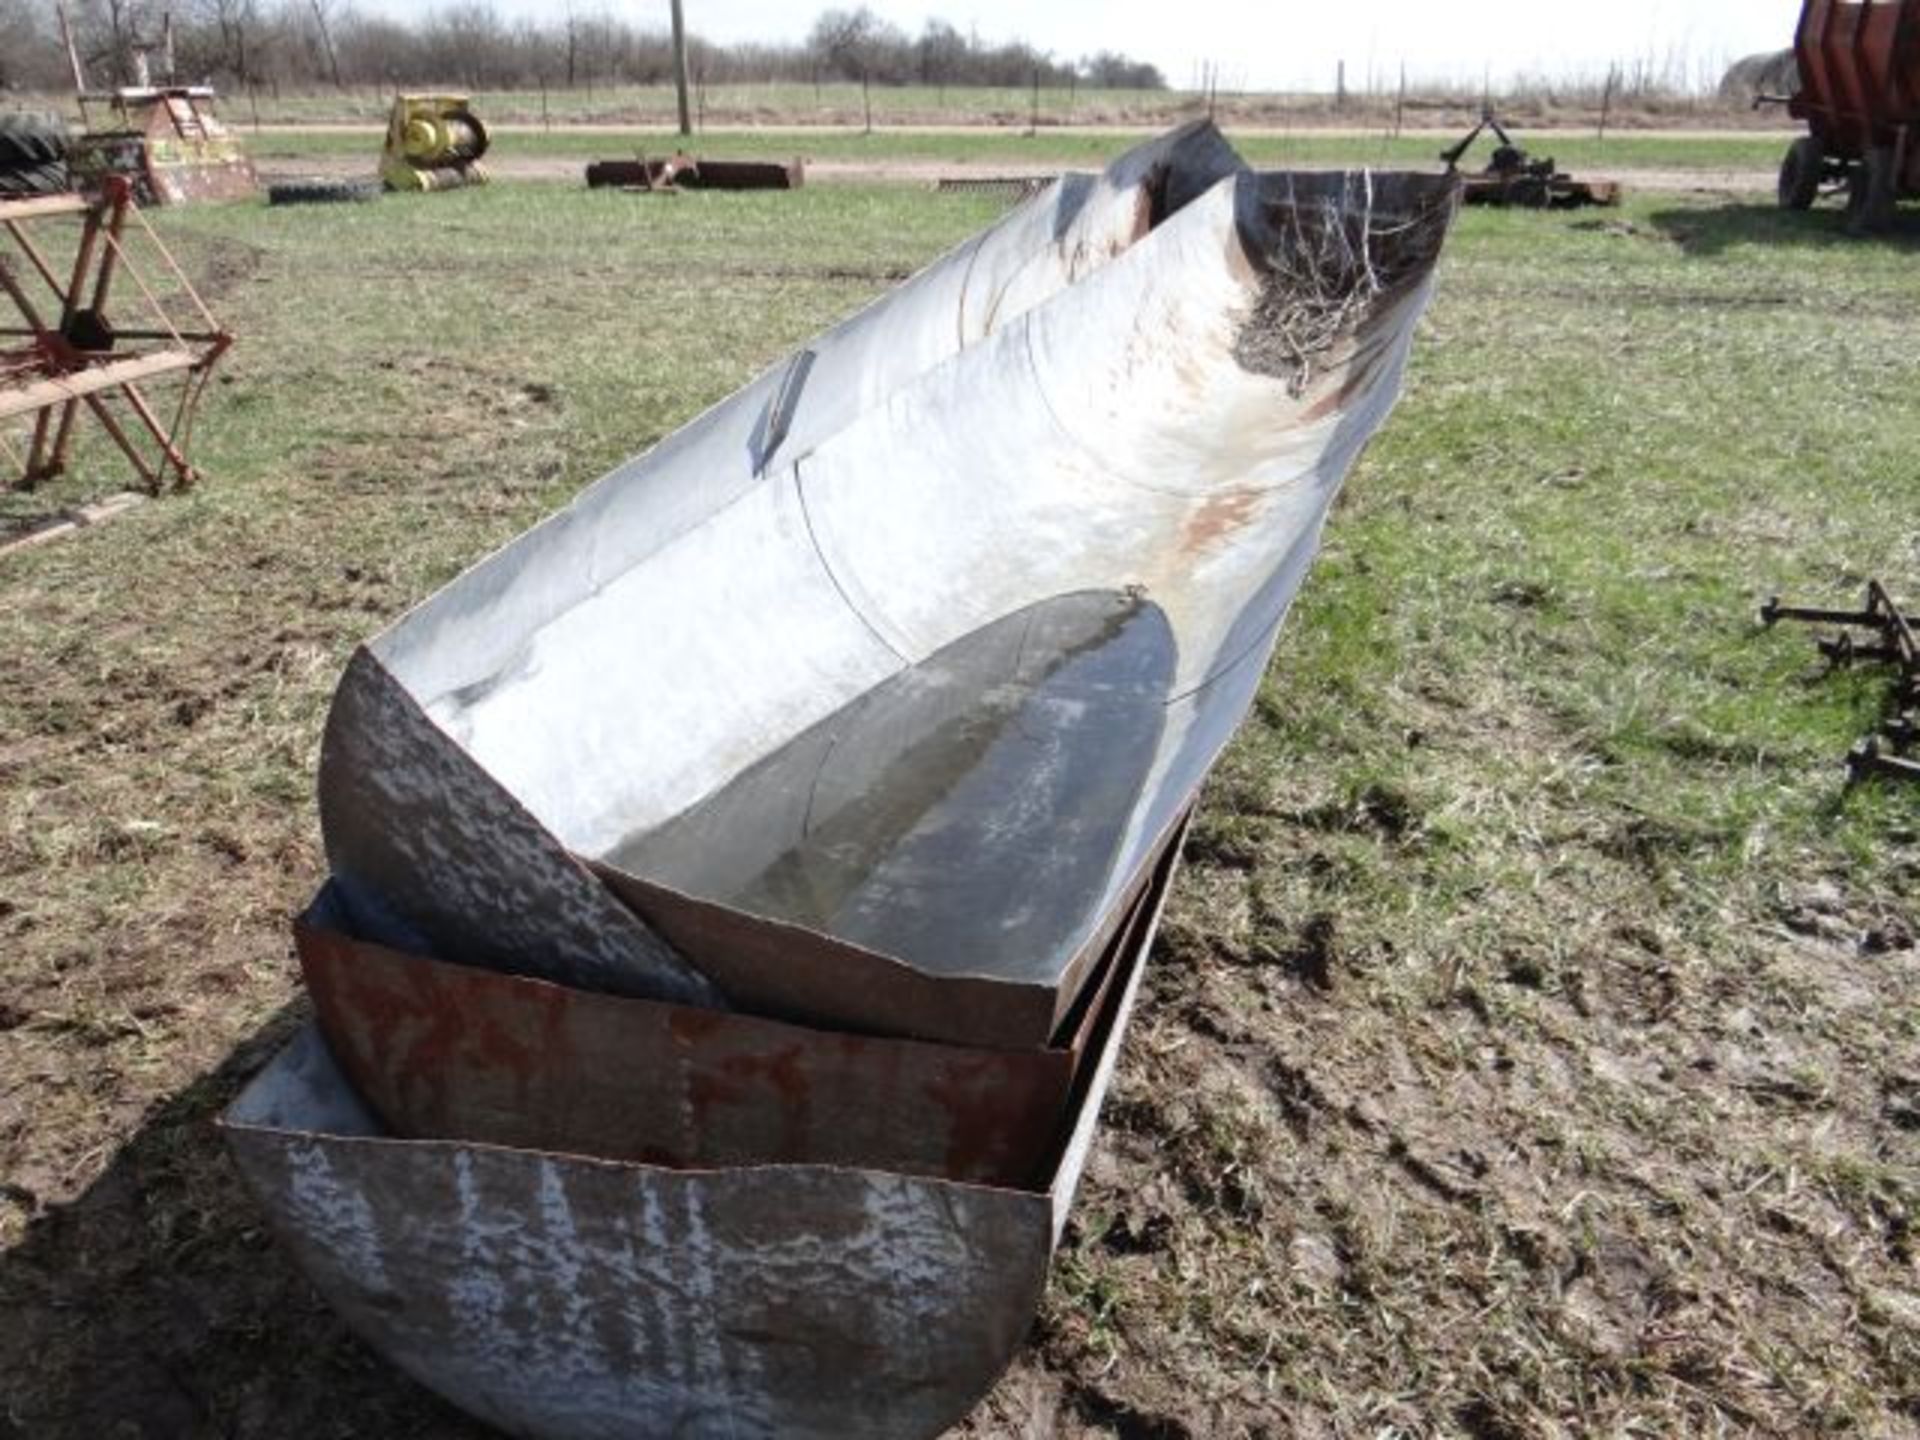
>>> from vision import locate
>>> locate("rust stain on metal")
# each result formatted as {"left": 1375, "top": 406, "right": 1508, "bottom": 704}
{"left": 296, "top": 872, "right": 1160, "bottom": 1186}
{"left": 68, "top": 86, "right": 259, "bottom": 206}
{"left": 230, "top": 119, "right": 1468, "bottom": 1439}
{"left": 1179, "top": 486, "right": 1266, "bottom": 558}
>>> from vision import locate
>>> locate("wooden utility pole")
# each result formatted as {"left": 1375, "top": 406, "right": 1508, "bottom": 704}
{"left": 670, "top": 0, "right": 692, "bottom": 137}
{"left": 56, "top": 1, "right": 88, "bottom": 92}
{"left": 310, "top": 0, "right": 343, "bottom": 90}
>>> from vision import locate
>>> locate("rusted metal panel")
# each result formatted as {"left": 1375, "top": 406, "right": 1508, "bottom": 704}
{"left": 224, "top": 831, "right": 1180, "bottom": 1440}
{"left": 317, "top": 123, "right": 1457, "bottom": 1046}
{"left": 68, "top": 87, "right": 258, "bottom": 206}
{"left": 1792, "top": 0, "right": 1920, "bottom": 156}
{"left": 294, "top": 859, "right": 1150, "bottom": 1185}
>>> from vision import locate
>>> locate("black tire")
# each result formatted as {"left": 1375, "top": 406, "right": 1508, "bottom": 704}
{"left": 1778, "top": 135, "right": 1823, "bottom": 210}
{"left": 267, "top": 177, "right": 382, "bottom": 206}
{"left": 0, "top": 113, "right": 69, "bottom": 169}
{"left": 1846, "top": 147, "right": 1897, "bottom": 235}
{"left": 0, "top": 114, "right": 70, "bottom": 195}
{"left": 0, "top": 159, "right": 70, "bottom": 196}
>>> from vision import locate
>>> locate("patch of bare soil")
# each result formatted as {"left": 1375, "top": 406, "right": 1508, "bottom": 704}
{"left": 949, "top": 751, "right": 1920, "bottom": 1434}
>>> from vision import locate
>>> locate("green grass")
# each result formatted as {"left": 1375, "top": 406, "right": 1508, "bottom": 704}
{"left": 2, "top": 171, "right": 1917, "bottom": 1436}
{"left": 244, "top": 123, "right": 1794, "bottom": 175}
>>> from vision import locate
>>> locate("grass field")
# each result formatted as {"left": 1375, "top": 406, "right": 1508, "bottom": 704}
{"left": 241, "top": 123, "right": 1795, "bottom": 177}
{"left": 1, "top": 146, "right": 1917, "bottom": 1436}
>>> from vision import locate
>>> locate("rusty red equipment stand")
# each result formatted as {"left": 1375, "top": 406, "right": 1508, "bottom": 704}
{"left": 0, "top": 175, "right": 231, "bottom": 494}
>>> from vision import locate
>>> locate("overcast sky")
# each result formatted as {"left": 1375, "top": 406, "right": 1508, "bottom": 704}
{"left": 503, "top": 1, "right": 1807, "bottom": 91}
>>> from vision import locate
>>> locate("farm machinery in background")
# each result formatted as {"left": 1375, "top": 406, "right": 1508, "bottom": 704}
{"left": 1770, "top": 0, "right": 1920, "bottom": 232}
{"left": 1764, "top": 583, "right": 1920, "bottom": 785}
{"left": 1441, "top": 109, "right": 1621, "bottom": 209}
{"left": 0, "top": 176, "right": 233, "bottom": 547}
{"left": 30, "top": 1, "right": 258, "bottom": 206}
{"left": 68, "top": 87, "right": 257, "bottom": 206}
{"left": 381, "top": 94, "right": 491, "bottom": 191}
{"left": 0, "top": 90, "right": 256, "bottom": 208}
{"left": 584, "top": 154, "right": 804, "bottom": 192}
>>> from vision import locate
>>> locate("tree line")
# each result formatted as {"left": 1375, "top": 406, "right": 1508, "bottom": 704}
{"left": 0, "top": 0, "right": 1167, "bottom": 95}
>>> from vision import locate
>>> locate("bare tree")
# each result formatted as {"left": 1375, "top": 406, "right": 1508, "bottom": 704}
{"left": 190, "top": 0, "right": 264, "bottom": 84}
{"left": 7, "top": 3, "right": 1169, "bottom": 97}
{"left": 808, "top": 6, "right": 907, "bottom": 83}
{"left": 916, "top": 18, "right": 964, "bottom": 87}
{"left": 1081, "top": 50, "right": 1165, "bottom": 90}
{"left": 306, "top": 0, "right": 341, "bottom": 87}
{"left": 0, "top": 0, "right": 42, "bottom": 87}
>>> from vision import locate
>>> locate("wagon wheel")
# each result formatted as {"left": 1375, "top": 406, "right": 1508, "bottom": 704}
{"left": 1847, "top": 147, "right": 1898, "bottom": 235}
{"left": 1778, "top": 136, "right": 1824, "bottom": 211}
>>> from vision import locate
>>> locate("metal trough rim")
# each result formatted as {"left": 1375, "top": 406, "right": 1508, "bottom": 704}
{"left": 288, "top": 820, "right": 1167, "bottom": 1186}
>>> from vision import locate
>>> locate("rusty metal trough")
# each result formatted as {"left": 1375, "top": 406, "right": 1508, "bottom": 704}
{"left": 315, "top": 122, "right": 1460, "bottom": 1047}
{"left": 225, "top": 831, "right": 1176, "bottom": 1440}
{"left": 226, "top": 122, "right": 1459, "bottom": 1437}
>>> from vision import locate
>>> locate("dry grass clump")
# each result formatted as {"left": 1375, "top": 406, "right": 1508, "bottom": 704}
{"left": 1235, "top": 177, "right": 1457, "bottom": 397}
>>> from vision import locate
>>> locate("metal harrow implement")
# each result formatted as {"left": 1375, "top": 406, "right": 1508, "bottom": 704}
{"left": 0, "top": 176, "right": 231, "bottom": 493}
{"left": 1763, "top": 580, "right": 1920, "bottom": 784}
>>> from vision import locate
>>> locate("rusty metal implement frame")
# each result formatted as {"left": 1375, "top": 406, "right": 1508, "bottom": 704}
{"left": 1763, "top": 580, "right": 1920, "bottom": 783}
{"left": 0, "top": 176, "right": 232, "bottom": 494}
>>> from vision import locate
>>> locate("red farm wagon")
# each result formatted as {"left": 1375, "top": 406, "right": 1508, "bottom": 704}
{"left": 1778, "top": 0, "right": 1920, "bottom": 229}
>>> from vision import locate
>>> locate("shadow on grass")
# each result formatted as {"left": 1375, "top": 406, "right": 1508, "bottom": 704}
{"left": 1641, "top": 202, "right": 1920, "bottom": 257}
{"left": 0, "top": 1006, "right": 489, "bottom": 1440}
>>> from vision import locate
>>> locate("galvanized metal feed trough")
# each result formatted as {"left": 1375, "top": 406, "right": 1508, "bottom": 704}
{"left": 225, "top": 123, "right": 1459, "bottom": 1439}
{"left": 224, "top": 836, "right": 1177, "bottom": 1440}
{"left": 315, "top": 125, "right": 1459, "bottom": 1046}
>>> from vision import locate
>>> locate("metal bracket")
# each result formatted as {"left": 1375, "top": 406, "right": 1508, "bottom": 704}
{"left": 749, "top": 347, "right": 815, "bottom": 477}
{"left": 1764, "top": 580, "right": 1920, "bottom": 784}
